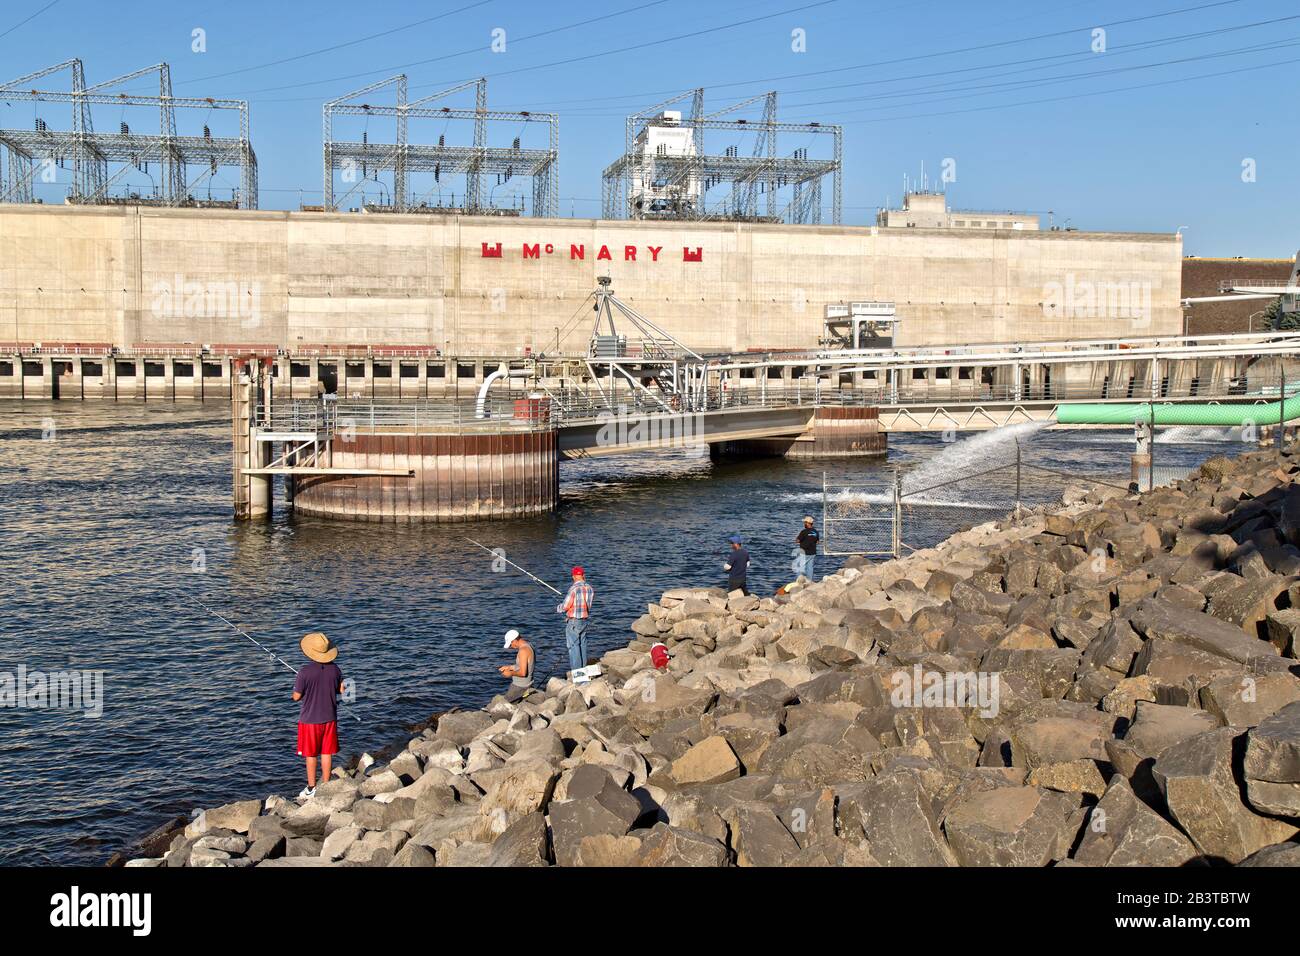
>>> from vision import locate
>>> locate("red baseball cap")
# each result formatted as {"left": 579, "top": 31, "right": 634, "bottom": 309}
{"left": 572, "top": 566, "right": 584, "bottom": 576}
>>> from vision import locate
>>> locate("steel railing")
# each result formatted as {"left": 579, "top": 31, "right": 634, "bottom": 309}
{"left": 257, "top": 374, "right": 1300, "bottom": 437}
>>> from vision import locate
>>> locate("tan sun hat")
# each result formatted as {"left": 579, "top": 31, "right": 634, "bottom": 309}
{"left": 300, "top": 631, "right": 338, "bottom": 663}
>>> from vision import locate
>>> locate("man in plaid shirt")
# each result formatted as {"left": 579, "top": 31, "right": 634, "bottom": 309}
{"left": 557, "top": 566, "right": 594, "bottom": 675}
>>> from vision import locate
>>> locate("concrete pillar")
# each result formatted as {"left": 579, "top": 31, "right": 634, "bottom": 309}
{"left": 104, "top": 356, "right": 117, "bottom": 401}
{"left": 0, "top": 356, "right": 18, "bottom": 400}
{"left": 233, "top": 362, "right": 271, "bottom": 519}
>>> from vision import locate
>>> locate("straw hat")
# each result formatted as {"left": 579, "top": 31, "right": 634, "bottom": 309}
{"left": 300, "top": 631, "right": 338, "bottom": 663}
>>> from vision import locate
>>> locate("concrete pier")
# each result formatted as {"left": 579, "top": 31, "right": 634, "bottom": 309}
{"left": 292, "top": 429, "right": 559, "bottom": 522}
{"left": 710, "top": 405, "right": 886, "bottom": 459}
{"left": 232, "top": 360, "right": 272, "bottom": 519}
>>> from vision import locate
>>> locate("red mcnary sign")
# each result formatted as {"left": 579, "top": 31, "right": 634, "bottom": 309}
{"left": 480, "top": 242, "right": 703, "bottom": 263}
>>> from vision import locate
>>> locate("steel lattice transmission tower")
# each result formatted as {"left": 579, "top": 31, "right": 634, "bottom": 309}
{"left": 322, "top": 76, "right": 559, "bottom": 216}
{"left": 0, "top": 59, "right": 257, "bottom": 208}
{"left": 601, "top": 89, "right": 842, "bottom": 225}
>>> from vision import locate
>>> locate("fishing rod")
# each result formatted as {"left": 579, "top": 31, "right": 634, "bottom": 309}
{"left": 196, "top": 599, "right": 362, "bottom": 724}
{"left": 466, "top": 538, "right": 563, "bottom": 596}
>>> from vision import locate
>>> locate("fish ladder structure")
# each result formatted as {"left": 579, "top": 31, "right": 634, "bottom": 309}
{"left": 230, "top": 280, "right": 882, "bottom": 522}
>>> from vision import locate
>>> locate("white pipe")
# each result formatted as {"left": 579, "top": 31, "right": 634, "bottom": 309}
{"left": 475, "top": 364, "right": 531, "bottom": 418}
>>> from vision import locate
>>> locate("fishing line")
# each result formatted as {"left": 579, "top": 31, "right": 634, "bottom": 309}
{"left": 466, "top": 538, "right": 563, "bottom": 596}
{"left": 195, "top": 598, "right": 364, "bottom": 724}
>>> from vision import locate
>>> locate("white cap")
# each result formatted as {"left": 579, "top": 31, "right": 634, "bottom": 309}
{"left": 503, "top": 628, "right": 520, "bottom": 650}
{"left": 803, "top": 515, "right": 815, "bottom": 523}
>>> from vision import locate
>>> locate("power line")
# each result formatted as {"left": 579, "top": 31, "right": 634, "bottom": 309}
{"left": 229, "top": 0, "right": 844, "bottom": 102}
{"left": 217, "top": 0, "right": 677, "bottom": 98}
{"left": 822, "top": 50, "right": 1300, "bottom": 127}
{"left": 404, "top": 0, "right": 1249, "bottom": 117}
{"left": 778, "top": 34, "right": 1300, "bottom": 120}
{"left": 492, "top": 11, "right": 1297, "bottom": 117}
{"left": 177, "top": 0, "right": 496, "bottom": 86}
{"left": 777, "top": 29, "right": 1300, "bottom": 118}
{"left": 0, "top": 0, "right": 59, "bottom": 42}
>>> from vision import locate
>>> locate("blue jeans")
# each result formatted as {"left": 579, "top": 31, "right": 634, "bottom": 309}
{"left": 565, "top": 618, "right": 589, "bottom": 673}
{"left": 795, "top": 552, "right": 816, "bottom": 580}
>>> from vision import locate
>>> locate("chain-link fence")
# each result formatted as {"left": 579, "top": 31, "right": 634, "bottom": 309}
{"left": 822, "top": 449, "right": 1135, "bottom": 558}
{"left": 821, "top": 474, "right": 898, "bottom": 557}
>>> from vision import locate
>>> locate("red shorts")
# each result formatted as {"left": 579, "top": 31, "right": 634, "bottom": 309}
{"left": 297, "top": 721, "right": 339, "bottom": 758}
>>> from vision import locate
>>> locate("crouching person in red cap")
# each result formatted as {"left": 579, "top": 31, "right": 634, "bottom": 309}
{"left": 557, "top": 566, "right": 594, "bottom": 676}
{"left": 293, "top": 631, "right": 345, "bottom": 801}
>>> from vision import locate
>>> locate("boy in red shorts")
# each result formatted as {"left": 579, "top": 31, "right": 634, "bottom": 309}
{"left": 292, "top": 631, "right": 345, "bottom": 800}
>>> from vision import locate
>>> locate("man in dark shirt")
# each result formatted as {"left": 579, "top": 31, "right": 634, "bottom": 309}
{"left": 292, "top": 631, "right": 345, "bottom": 801}
{"left": 795, "top": 515, "right": 820, "bottom": 581}
{"left": 724, "top": 534, "right": 750, "bottom": 595}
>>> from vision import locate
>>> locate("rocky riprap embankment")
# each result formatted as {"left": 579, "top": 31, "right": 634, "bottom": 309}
{"left": 128, "top": 450, "right": 1300, "bottom": 867}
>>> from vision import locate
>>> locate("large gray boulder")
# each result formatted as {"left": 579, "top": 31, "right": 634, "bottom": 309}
{"left": 1238, "top": 842, "right": 1300, "bottom": 867}
{"left": 1131, "top": 598, "right": 1279, "bottom": 666}
{"left": 1200, "top": 672, "right": 1300, "bottom": 727}
{"left": 671, "top": 735, "right": 741, "bottom": 786}
{"left": 1009, "top": 716, "right": 1110, "bottom": 769}
{"left": 436, "top": 710, "right": 496, "bottom": 746}
{"left": 486, "top": 812, "right": 549, "bottom": 867}
{"left": 1243, "top": 701, "right": 1300, "bottom": 817}
{"left": 198, "top": 799, "right": 262, "bottom": 835}
{"left": 1123, "top": 702, "right": 1222, "bottom": 759}
{"left": 1152, "top": 728, "right": 1298, "bottom": 864}
{"left": 942, "top": 786, "right": 1081, "bottom": 866}
{"left": 720, "top": 803, "right": 802, "bottom": 867}
{"left": 625, "top": 679, "right": 716, "bottom": 737}
{"left": 1072, "top": 776, "right": 1201, "bottom": 867}
{"left": 839, "top": 770, "right": 957, "bottom": 866}
{"left": 475, "top": 758, "right": 560, "bottom": 822}
{"left": 549, "top": 767, "right": 643, "bottom": 866}
{"left": 631, "top": 823, "right": 728, "bottom": 866}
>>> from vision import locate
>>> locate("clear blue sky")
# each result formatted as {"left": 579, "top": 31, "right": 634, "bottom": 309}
{"left": 2, "top": 0, "right": 1297, "bottom": 256}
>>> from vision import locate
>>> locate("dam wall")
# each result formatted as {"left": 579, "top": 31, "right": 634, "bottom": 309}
{"left": 0, "top": 204, "right": 1184, "bottom": 356}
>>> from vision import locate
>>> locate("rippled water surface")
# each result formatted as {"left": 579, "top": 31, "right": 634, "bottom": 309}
{"left": 0, "top": 401, "right": 1244, "bottom": 864}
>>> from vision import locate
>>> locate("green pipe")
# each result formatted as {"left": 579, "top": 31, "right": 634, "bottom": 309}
{"left": 1055, "top": 393, "right": 1300, "bottom": 426}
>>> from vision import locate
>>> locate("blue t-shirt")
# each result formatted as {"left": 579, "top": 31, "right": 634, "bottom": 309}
{"left": 727, "top": 547, "right": 750, "bottom": 582}
{"left": 294, "top": 662, "right": 343, "bottom": 725}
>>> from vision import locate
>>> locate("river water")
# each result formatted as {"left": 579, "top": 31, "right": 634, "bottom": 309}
{"left": 0, "top": 400, "right": 1248, "bottom": 864}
